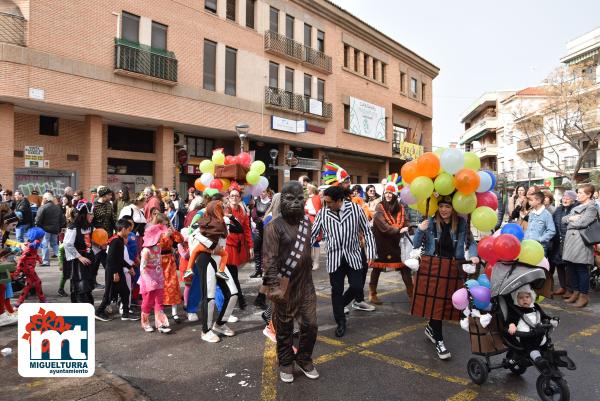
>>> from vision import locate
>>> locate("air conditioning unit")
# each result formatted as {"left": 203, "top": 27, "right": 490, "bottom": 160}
{"left": 174, "top": 132, "right": 186, "bottom": 147}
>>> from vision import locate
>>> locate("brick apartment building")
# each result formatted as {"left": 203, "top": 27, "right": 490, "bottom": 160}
{"left": 0, "top": 0, "right": 438, "bottom": 196}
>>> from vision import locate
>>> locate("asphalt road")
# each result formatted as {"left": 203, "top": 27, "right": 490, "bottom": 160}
{"left": 2, "top": 258, "right": 600, "bottom": 401}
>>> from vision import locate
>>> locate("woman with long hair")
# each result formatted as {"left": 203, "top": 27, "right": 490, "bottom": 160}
{"left": 63, "top": 201, "right": 95, "bottom": 304}
{"left": 411, "top": 195, "right": 479, "bottom": 360}
{"left": 369, "top": 184, "right": 411, "bottom": 305}
{"left": 225, "top": 187, "right": 253, "bottom": 310}
{"left": 114, "top": 186, "right": 131, "bottom": 219}
{"left": 364, "top": 184, "right": 381, "bottom": 215}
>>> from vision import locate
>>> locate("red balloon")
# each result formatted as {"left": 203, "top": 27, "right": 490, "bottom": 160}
{"left": 493, "top": 234, "right": 521, "bottom": 261}
{"left": 225, "top": 155, "right": 235, "bottom": 165}
{"left": 476, "top": 191, "right": 498, "bottom": 210}
{"left": 484, "top": 263, "right": 494, "bottom": 280}
{"left": 238, "top": 152, "right": 252, "bottom": 168}
{"left": 477, "top": 236, "right": 496, "bottom": 263}
{"left": 209, "top": 178, "right": 223, "bottom": 190}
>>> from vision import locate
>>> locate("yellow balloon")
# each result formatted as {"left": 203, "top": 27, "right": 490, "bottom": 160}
{"left": 415, "top": 196, "right": 438, "bottom": 217}
{"left": 220, "top": 178, "right": 231, "bottom": 191}
{"left": 199, "top": 159, "right": 214, "bottom": 174}
{"left": 212, "top": 151, "right": 225, "bottom": 166}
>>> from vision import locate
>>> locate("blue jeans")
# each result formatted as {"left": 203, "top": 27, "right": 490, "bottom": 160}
{"left": 567, "top": 262, "right": 590, "bottom": 294}
{"left": 42, "top": 233, "right": 59, "bottom": 264}
{"left": 15, "top": 224, "right": 30, "bottom": 243}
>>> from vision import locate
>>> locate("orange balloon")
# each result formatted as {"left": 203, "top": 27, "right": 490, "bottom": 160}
{"left": 401, "top": 160, "right": 419, "bottom": 184}
{"left": 91, "top": 228, "right": 108, "bottom": 246}
{"left": 454, "top": 168, "right": 480, "bottom": 194}
{"left": 416, "top": 152, "right": 441, "bottom": 178}
{"left": 194, "top": 177, "right": 206, "bottom": 191}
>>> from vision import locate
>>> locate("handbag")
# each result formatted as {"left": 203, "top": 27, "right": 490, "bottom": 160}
{"left": 581, "top": 217, "right": 600, "bottom": 246}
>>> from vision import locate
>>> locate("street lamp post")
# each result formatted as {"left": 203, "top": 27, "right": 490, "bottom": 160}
{"left": 235, "top": 123, "right": 250, "bottom": 153}
{"left": 527, "top": 160, "right": 535, "bottom": 188}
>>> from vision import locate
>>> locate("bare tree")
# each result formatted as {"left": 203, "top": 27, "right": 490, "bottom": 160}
{"left": 513, "top": 62, "right": 600, "bottom": 184}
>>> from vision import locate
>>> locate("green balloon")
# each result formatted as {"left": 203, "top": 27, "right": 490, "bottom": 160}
{"left": 452, "top": 192, "right": 477, "bottom": 214}
{"left": 518, "top": 239, "right": 545, "bottom": 265}
{"left": 471, "top": 206, "right": 497, "bottom": 232}
{"left": 409, "top": 176, "right": 434, "bottom": 200}
{"left": 434, "top": 173, "right": 456, "bottom": 195}
{"left": 246, "top": 170, "right": 260, "bottom": 185}
{"left": 463, "top": 152, "right": 481, "bottom": 171}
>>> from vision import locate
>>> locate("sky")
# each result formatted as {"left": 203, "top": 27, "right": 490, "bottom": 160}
{"left": 330, "top": 0, "right": 600, "bottom": 148}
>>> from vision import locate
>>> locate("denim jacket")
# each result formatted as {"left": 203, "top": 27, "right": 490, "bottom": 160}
{"left": 524, "top": 207, "right": 555, "bottom": 244}
{"left": 412, "top": 216, "right": 478, "bottom": 260}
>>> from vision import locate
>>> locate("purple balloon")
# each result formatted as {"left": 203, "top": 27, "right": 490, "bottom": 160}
{"left": 400, "top": 187, "right": 417, "bottom": 204}
{"left": 452, "top": 288, "right": 469, "bottom": 310}
{"left": 470, "top": 286, "right": 491, "bottom": 305}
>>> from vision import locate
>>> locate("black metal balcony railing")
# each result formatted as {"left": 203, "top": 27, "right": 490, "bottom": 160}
{"left": 264, "top": 87, "right": 332, "bottom": 120}
{"left": 392, "top": 142, "right": 401, "bottom": 154}
{"left": 264, "top": 30, "right": 332, "bottom": 74}
{"left": 114, "top": 38, "right": 178, "bottom": 82}
{"left": 0, "top": 12, "right": 26, "bottom": 46}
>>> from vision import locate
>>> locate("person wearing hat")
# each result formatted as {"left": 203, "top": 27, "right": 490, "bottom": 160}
{"left": 550, "top": 190, "right": 577, "bottom": 297}
{"left": 92, "top": 185, "right": 116, "bottom": 289}
{"left": 63, "top": 201, "right": 96, "bottom": 304}
{"left": 411, "top": 194, "right": 479, "bottom": 360}
{"left": 369, "top": 182, "right": 411, "bottom": 305}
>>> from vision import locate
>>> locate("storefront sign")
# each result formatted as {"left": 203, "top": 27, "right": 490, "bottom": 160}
{"left": 272, "top": 116, "right": 306, "bottom": 134}
{"left": 14, "top": 168, "right": 76, "bottom": 196}
{"left": 24, "top": 146, "right": 44, "bottom": 168}
{"left": 543, "top": 177, "right": 555, "bottom": 191}
{"left": 28, "top": 88, "right": 45, "bottom": 101}
{"left": 397, "top": 142, "right": 424, "bottom": 160}
{"left": 309, "top": 99, "right": 323, "bottom": 116}
{"left": 107, "top": 175, "right": 153, "bottom": 194}
{"left": 349, "top": 97, "right": 386, "bottom": 141}
{"left": 306, "top": 123, "right": 325, "bottom": 134}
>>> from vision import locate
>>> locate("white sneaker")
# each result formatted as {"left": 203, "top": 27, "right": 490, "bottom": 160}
{"left": 227, "top": 315, "right": 239, "bottom": 323}
{"left": 143, "top": 325, "right": 154, "bottom": 333}
{"left": 212, "top": 323, "right": 235, "bottom": 337}
{"left": 157, "top": 325, "right": 172, "bottom": 334}
{"left": 0, "top": 312, "right": 17, "bottom": 327}
{"left": 352, "top": 301, "right": 376, "bottom": 311}
{"left": 187, "top": 313, "right": 199, "bottom": 322}
{"left": 296, "top": 362, "right": 320, "bottom": 379}
{"left": 344, "top": 306, "right": 350, "bottom": 314}
{"left": 201, "top": 330, "right": 221, "bottom": 343}
{"left": 280, "top": 371, "right": 294, "bottom": 383}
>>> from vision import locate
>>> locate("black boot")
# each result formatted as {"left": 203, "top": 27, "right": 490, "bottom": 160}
{"left": 238, "top": 294, "right": 247, "bottom": 310}
{"left": 250, "top": 251, "right": 263, "bottom": 278}
{"left": 335, "top": 320, "right": 347, "bottom": 337}
{"left": 254, "top": 293, "right": 268, "bottom": 310}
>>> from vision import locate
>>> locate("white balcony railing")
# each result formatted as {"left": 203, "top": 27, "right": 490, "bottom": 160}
{"left": 473, "top": 145, "right": 498, "bottom": 158}
{"left": 461, "top": 117, "right": 498, "bottom": 144}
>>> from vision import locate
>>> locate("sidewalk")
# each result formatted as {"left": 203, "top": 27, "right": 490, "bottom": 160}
{"left": 1, "top": 339, "right": 149, "bottom": 401}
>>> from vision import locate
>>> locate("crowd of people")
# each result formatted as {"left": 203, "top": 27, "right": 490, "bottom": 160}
{"left": 1, "top": 168, "right": 599, "bottom": 383}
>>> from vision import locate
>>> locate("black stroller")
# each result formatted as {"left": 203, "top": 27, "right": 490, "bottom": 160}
{"left": 466, "top": 262, "right": 576, "bottom": 401}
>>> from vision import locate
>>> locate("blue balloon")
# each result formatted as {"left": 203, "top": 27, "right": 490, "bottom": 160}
{"left": 484, "top": 170, "right": 496, "bottom": 191}
{"left": 474, "top": 299, "right": 491, "bottom": 310}
{"left": 477, "top": 274, "right": 491, "bottom": 289}
{"left": 501, "top": 223, "right": 525, "bottom": 242}
{"left": 465, "top": 279, "right": 480, "bottom": 289}
{"left": 242, "top": 195, "right": 252, "bottom": 204}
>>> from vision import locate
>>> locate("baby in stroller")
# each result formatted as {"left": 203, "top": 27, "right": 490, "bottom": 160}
{"left": 506, "top": 284, "right": 558, "bottom": 374}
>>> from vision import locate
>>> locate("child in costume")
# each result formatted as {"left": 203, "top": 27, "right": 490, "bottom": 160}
{"left": 507, "top": 285, "right": 558, "bottom": 372}
{"left": 57, "top": 243, "right": 69, "bottom": 297}
{"left": 138, "top": 223, "right": 171, "bottom": 333}
{"left": 12, "top": 227, "right": 47, "bottom": 307}
{"left": 184, "top": 200, "right": 230, "bottom": 281}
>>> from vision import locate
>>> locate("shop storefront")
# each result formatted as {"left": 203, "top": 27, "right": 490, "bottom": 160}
{"left": 14, "top": 168, "right": 77, "bottom": 195}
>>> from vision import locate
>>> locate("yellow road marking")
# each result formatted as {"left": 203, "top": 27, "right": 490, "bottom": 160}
{"left": 566, "top": 322, "right": 600, "bottom": 343}
{"left": 260, "top": 338, "right": 278, "bottom": 401}
{"left": 502, "top": 391, "right": 538, "bottom": 401}
{"left": 445, "top": 388, "right": 478, "bottom": 401}
{"left": 357, "top": 323, "right": 423, "bottom": 348}
{"left": 314, "top": 349, "right": 351, "bottom": 365}
{"left": 574, "top": 345, "right": 600, "bottom": 356}
{"left": 316, "top": 291, "right": 330, "bottom": 299}
{"left": 541, "top": 303, "right": 595, "bottom": 317}
{"left": 359, "top": 349, "right": 470, "bottom": 385}
{"left": 317, "top": 335, "right": 347, "bottom": 347}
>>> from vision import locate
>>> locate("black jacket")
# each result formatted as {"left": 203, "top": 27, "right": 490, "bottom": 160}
{"left": 35, "top": 202, "right": 66, "bottom": 234}
{"left": 15, "top": 198, "right": 32, "bottom": 226}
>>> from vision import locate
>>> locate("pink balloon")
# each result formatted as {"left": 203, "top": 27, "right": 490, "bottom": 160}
{"left": 537, "top": 257, "right": 550, "bottom": 271}
{"left": 476, "top": 191, "right": 498, "bottom": 210}
{"left": 400, "top": 187, "right": 417, "bottom": 205}
{"left": 452, "top": 288, "right": 469, "bottom": 310}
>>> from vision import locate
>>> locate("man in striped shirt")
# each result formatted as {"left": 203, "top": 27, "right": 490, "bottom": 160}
{"left": 311, "top": 186, "right": 377, "bottom": 337}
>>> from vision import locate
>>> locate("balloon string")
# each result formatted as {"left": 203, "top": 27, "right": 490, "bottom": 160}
{"left": 424, "top": 197, "right": 430, "bottom": 221}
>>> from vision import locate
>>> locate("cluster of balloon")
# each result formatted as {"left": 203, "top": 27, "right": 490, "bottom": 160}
{"left": 399, "top": 148, "right": 497, "bottom": 227}
{"left": 477, "top": 222, "right": 548, "bottom": 280}
{"left": 452, "top": 273, "right": 494, "bottom": 331}
{"left": 194, "top": 149, "right": 269, "bottom": 196}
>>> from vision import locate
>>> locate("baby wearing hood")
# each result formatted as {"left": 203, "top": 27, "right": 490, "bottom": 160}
{"left": 185, "top": 200, "right": 230, "bottom": 281}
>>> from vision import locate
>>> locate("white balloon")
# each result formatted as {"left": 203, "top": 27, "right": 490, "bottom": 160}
{"left": 200, "top": 173, "right": 214, "bottom": 187}
{"left": 440, "top": 149, "right": 464, "bottom": 174}
{"left": 257, "top": 176, "right": 269, "bottom": 191}
{"left": 476, "top": 171, "right": 492, "bottom": 193}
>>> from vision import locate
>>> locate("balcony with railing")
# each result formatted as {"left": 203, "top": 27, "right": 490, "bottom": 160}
{"left": 517, "top": 135, "right": 543, "bottom": 152}
{"left": 264, "top": 30, "right": 332, "bottom": 74}
{"left": 114, "top": 38, "right": 178, "bottom": 84}
{"left": 460, "top": 116, "right": 498, "bottom": 144}
{"left": 264, "top": 87, "right": 332, "bottom": 120}
{"left": 0, "top": 12, "right": 26, "bottom": 46}
{"left": 473, "top": 145, "right": 498, "bottom": 159}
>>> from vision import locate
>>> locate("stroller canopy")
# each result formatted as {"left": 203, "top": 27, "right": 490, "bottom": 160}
{"left": 490, "top": 262, "right": 547, "bottom": 297}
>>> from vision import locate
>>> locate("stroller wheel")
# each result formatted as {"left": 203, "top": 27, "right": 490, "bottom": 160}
{"left": 467, "top": 358, "right": 488, "bottom": 385}
{"left": 536, "top": 375, "right": 570, "bottom": 401}
{"left": 509, "top": 363, "right": 528, "bottom": 375}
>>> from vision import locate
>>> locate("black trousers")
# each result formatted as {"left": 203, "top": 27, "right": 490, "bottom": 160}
{"left": 329, "top": 257, "right": 363, "bottom": 323}
{"left": 92, "top": 250, "right": 107, "bottom": 282}
{"left": 96, "top": 269, "right": 130, "bottom": 314}
{"left": 227, "top": 264, "right": 245, "bottom": 304}
{"left": 355, "top": 250, "right": 368, "bottom": 303}
{"left": 429, "top": 319, "right": 443, "bottom": 341}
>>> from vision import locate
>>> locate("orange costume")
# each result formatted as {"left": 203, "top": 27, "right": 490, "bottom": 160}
{"left": 160, "top": 230, "right": 184, "bottom": 306}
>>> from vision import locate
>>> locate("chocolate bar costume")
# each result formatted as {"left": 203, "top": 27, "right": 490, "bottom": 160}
{"left": 263, "top": 183, "right": 318, "bottom": 371}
